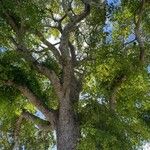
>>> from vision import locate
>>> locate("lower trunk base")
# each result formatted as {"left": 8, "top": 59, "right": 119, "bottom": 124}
{"left": 56, "top": 111, "right": 80, "bottom": 150}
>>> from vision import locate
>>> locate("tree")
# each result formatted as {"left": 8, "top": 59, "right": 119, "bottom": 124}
{"left": 0, "top": 0, "right": 150, "bottom": 149}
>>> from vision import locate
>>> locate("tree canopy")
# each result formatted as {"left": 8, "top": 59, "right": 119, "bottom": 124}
{"left": 0, "top": 0, "right": 150, "bottom": 149}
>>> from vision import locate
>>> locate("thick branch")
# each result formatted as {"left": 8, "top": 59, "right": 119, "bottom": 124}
{"left": 36, "top": 31, "right": 61, "bottom": 62}
{"left": 36, "top": 64, "right": 63, "bottom": 99}
{"left": 9, "top": 39, "right": 63, "bottom": 99}
{"left": 3, "top": 12, "right": 19, "bottom": 34}
{"left": 22, "top": 110, "right": 51, "bottom": 130}
{"left": 0, "top": 1, "right": 25, "bottom": 37}
{"left": 69, "top": 41, "right": 77, "bottom": 65}
{"left": 109, "top": 74, "right": 126, "bottom": 112}
{"left": 58, "top": 2, "right": 90, "bottom": 92}
{"left": 59, "top": 2, "right": 90, "bottom": 58}
{"left": 16, "top": 85, "right": 57, "bottom": 129}
{"left": 12, "top": 110, "right": 51, "bottom": 150}
{"left": 12, "top": 115, "right": 23, "bottom": 150}
{"left": 134, "top": 0, "right": 145, "bottom": 63}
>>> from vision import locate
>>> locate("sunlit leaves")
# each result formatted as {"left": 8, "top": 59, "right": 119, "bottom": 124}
{"left": 78, "top": 100, "right": 141, "bottom": 150}
{"left": 19, "top": 122, "right": 55, "bottom": 150}
{"left": 0, "top": 0, "right": 150, "bottom": 149}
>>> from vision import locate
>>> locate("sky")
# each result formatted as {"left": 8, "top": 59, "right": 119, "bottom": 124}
{"left": 141, "top": 143, "right": 150, "bottom": 150}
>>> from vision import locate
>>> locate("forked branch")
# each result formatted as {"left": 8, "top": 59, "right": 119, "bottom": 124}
{"left": 36, "top": 31, "right": 61, "bottom": 62}
{"left": 17, "top": 85, "right": 57, "bottom": 129}
{"left": 59, "top": 2, "right": 90, "bottom": 58}
{"left": 3, "top": 80, "right": 57, "bottom": 129}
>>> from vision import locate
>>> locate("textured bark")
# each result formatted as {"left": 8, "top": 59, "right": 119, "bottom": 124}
{"left": 17, "top": 85, "right": 57, "bottom": 129}
{"left": 21, "top": 110, "right": 52, "bottom": 131}
{"left": 134, "top": 0, "right": 145, "bottom": 63}
{"left": 12, "top": 115, "right": 23, "bottom": 150}
{"left": 109, "top": 74, "right": 126, "bottom": 112}
{"left": 56, "top": 87, "right": 80, "bottom": 150}
{"left": 55, "top": 66, "right": 81, "bottom": 150}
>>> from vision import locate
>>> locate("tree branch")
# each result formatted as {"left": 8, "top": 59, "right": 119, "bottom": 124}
{"left": 22, "top": 110, "right": 52, "bottom": 131}
{"left": 12, "top": 115, "right": 23, "bottom": 150}
{"left": 36, "top": 31, "right": 61, "bottom": 62}
{"left": 58, "top": 2, "right": 90, "bottom": 92}
{"left": 62, "top": 0, "right": 74, "bottom": 20}
{"left": 46, "top": 8, "right": 58, "bottom": 22}
{"left": 68, "top": 41, "right": 77, "bottom": 65}
{"left": 134, "top": 0, "right": 145, "bottom": 63}
{"left": 59, "top": 2, "right": 90, "bottom": 58}
{"left": 8, "top": 37, "right": 63, "bottom": 99}
{"left": 109, "top": 74, "right": 126, "bottom": 112}
{"left": 3, "top": 80, "right": 57, "bottom": 129}
{"left": 3, "top": 12, "right": 19, "bottom": 34}
{"left": 36, "top": 64, "right": 63, "bottom": 99}
{"left": 12, "top": 110, "right": 51, "bottom": 150}
{"left": 17, "top": 85, "right": 57, "bottom": 129}
{"left": 0, "top": 1, "right": 25, "bottom": 37}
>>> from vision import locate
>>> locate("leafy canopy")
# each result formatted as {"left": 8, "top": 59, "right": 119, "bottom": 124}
{"left": 0, "top": 0, "right": 150, "bottom": 149}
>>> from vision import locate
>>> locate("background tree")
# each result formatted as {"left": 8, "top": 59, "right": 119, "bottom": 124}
{"left": 0, "top": 0, "right": 149, "bottom": 150}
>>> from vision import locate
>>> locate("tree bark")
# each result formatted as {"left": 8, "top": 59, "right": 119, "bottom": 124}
{"left": 56, "top": 100, "right": 80, "bottom": 150}
{"left": 56, "top": 77, "right": 81, "bottom": 150}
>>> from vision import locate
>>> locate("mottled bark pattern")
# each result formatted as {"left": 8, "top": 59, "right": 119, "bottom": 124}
{"left": 56, "top": 73, "right": 81, "bottom": 150}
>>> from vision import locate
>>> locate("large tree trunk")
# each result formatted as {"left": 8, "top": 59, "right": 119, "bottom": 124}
{"left": 56, "top": 103, "right": 80, "bottom": 150}
{"left": 56, "top": 95, "right": 80, "bottom": 149}
{"left": 56, "top": 76, "right": 81, "bottom": 150}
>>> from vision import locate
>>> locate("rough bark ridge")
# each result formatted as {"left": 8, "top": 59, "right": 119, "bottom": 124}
{"left": 56, "top": 87, "right": 80, "bottom": 150}
{"left": 56, "top": 61, "right": 81, "bottom": 150}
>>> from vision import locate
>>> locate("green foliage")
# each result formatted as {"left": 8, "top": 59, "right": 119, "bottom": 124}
{"left": 19, "top": 121, "right": 55, "bottom": 150}
{"left": 78, "top": 98, "right": 150, "bottom": 150}
{"left": 0, "top": 0, "right": 150, "bottom": 149}
{"left": 0, "top": 50, "right": 57, "bottom": 106}
{"left": 42, "top": 57, "right": 60, "bottom": 75}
